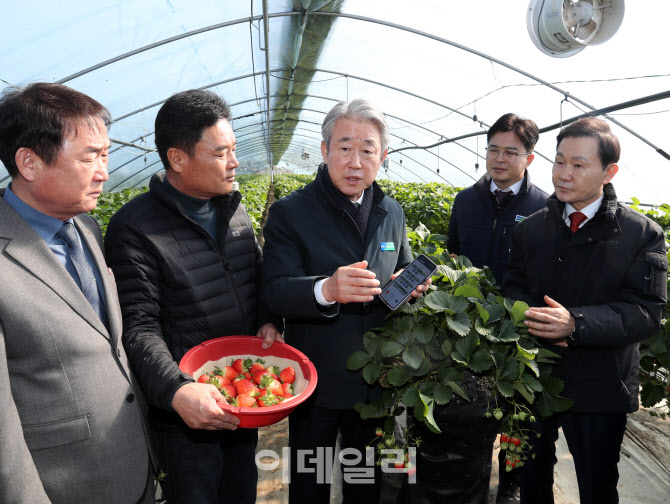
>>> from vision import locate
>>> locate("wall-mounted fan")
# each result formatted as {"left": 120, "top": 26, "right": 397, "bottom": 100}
{"left": 527, "top": 0, "right": 625, "bottom": 57}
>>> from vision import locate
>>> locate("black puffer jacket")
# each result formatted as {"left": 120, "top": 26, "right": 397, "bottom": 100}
{"left": 105, "top": 173, "right": 271, "bottom": 413}
{"left": 503, "top": 184, "right": 668, "bottom": 414}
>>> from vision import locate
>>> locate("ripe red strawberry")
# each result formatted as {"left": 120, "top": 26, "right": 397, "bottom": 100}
{"left": 253, "top": 370, "right": 271, "bottom": 385}
{"left": 282, "top": 392, "right": 294, "bottom": 400}
{"left": 220, "top": 383, "right": 237, "bottom": 402}
{"left": 208, "top": 375, "right": 227, "bottom": 390}
{"left": 235, "top": 394, "right": 258, "bottom": 408}
{"left": 249, "top": 360, "right": 266, "bottom": 374}
{"left": 232, "top": 358, "right": 252, "bottom": 374}
{"left": 260, "top": 375, "right": 283, "bottom": 397}
{"left": 281, "top": 382, "right": 293, "bottom": 396}
{"left": 375, "top": 428, "right": 383, "bottom": 437}
{"left": 394, "top": 461, "right": 405, "bottom": 469}
{"left": 197, "top": 373, "right": 210, "bottom": 384}
{"left": 235, "top": 378, "right": 259, "bottom": 397}
{"left": 279, "top": 366, "right": 296, "bottom": 384}
{"left": 511, "top": 437, "right": 521, "bottom": 447}
{"left": 218, "top": 366, "right": 238, "bottom": 382}
{"left": 500, "top": 434, "right": 509, "bottom": 443}
{"left": 258, "top": 391, "right": 280, "bottom": 407}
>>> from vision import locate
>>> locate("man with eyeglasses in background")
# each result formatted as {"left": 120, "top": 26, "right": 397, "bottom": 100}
{"left": 446, "top": 112, "right": 548, "bottom": 503}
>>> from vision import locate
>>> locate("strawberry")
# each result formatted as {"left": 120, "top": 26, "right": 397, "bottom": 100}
{"left": 260, "top": 375, "right": 284, "bottom": 397}
{"left": 281, "top": 382, "right": 293, "bottom": 396}
{"left": 218, "top": 366, "right": 238, "bottom": 382}
{"left": 249, "top": 359, "right": 266, "bottom": 374}
{"left": 282, "top": 392, "right": 294, "bottom": 400}
{"left": 235, "top": 394, "right": 258, "bottom": 408}
{"left": 220, "top": 383, "right": 237, "bottom": 402}
{"left": 394, "top": 461, "right": 405, "bottom": 469}
{"left": 232, "top": 358, "right": 252, "bottom": 374}
{"left": 375, "top": 428, "right": 383, "bottom": 437}
{"left": 197, "top": 373, "right": 210, "bottom": 384}
{"left": 279, "top": 366, "right": 296, "bottom": 384}
{"left": 258, "top": 391, "right": 280, "bottom": 407}
{"left": 235, "top": 378, "right": 259, "bottom": 397}
{"left": 500, "top": 434, "right": 509, "bottom": 443}
{"left": 208, "top": 375, "right": 228, "bottom": 390}
{"left": 253, "top": 370, "right": 271, "bottom": 385}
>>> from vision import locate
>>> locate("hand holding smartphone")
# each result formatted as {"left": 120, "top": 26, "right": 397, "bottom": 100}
{"left": 379, "top": 254, "right": 437, "bottom": 310}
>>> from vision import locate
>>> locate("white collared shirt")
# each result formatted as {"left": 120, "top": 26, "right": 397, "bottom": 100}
{"left": 562, "top": 194, "right": 604, "bottom": 229}
{"left": 489, "top": 178, "right": 524, "bottom": 196}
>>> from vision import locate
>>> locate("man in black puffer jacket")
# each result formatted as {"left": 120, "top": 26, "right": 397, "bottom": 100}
{"left": 104, "top": 90, "right": 281, "bottom": 504}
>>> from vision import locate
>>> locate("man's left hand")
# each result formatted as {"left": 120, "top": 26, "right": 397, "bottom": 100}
{"left": 391, "top": 269, "right": 433, "bottom": 299}
{"left": 524, "top": 295, "right": 575, "bottom": 347}
{"left": 258, "top": 323, "right": 284, "bottom": 349}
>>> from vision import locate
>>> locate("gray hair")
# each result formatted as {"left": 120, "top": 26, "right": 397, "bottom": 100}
{"left": 321, "top": 99, "right": 389, "bottom": 158}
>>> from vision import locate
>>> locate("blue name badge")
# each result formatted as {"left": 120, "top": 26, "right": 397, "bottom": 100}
{"left": 515, "top": 215, "right": 526, "bottom": 222}
{"left": 380, "top": 242, "right": 395, "bottom": 251}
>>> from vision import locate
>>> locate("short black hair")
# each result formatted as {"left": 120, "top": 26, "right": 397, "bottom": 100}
{"left": 0, "top": 83, "right": 110, "bottom": 177}
{"left": 486, "top": 113, "right": 540, "bottom": 153}
{"left": 556, "top": 117, "right": 620, "bottom": 169}
{"left": 155, "top": 89, "right": 232, "bottom": 170}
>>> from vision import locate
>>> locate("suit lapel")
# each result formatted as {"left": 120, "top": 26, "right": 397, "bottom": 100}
{"left": 0, "top": 202, "right": 110, "bottom": 340}
{"left": 74, "top": 216, "right": 122, "bottom": 343}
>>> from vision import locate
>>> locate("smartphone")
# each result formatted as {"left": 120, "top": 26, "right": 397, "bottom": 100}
{"left": 379, "top": 254, "right": 438, "bottom": 310}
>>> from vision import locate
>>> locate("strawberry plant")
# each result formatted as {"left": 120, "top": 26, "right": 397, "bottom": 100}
{"left": 346, "top": 225, "right": 574, "bottom": 468}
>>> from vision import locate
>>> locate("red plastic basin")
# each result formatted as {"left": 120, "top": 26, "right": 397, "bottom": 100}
{"left": 179, "top": 336, "right": 317, "bottom": 428}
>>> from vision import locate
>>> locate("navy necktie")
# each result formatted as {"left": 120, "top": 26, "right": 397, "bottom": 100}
{"left": 494, "top": 189, "right": 513, "bottom": 205}
{"left": 56, "top": 222, "right": 108, "bottom": 328}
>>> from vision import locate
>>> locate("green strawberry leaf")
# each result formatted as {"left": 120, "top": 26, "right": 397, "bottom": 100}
{"left": 413, "top": 324, "right": 434, "bottom": 344}
{"left": 381, "top": 340, "right": 405, "bottom": 357}
{"left": 441, "top": 338, "right": 452, "bottom": 356}
{"left": 447, "top": 380, "right": 469, "bottom": 401}
{"left": 469, "top": 348, "right": 494, "bottom": 373}
{"left": 514, "top": 382, "right": 535, "bottom": 404}
{"left": 387, "top": 366, "right": 410, "bottom": 386}
{"left": 498, "top": 319, "right": 520, "bottom": 342}
{"left": 434, "top": 384, "right": 453, "bottom": 405}
{"left": 454, "top": 284, "right": 484, "bottom": 300}
{"left": 536, "top": 390, "right": 574, "bottom": 418}
{"left": 403, "top": 346, "right": 424, "bottom": 369}
{"left": 362, "top": 362, "right": 382, "bottom": 384}
{"left": 475, "top": 300, "right": 489, "bottom": 324}
{"left": 402, "top": 387, "right": 421, "bottom": 407}
{"left": 497, "top": 380, "right": 515, "bottom": 397}
{"left": 424, "top": 291, "right": 470, "bottom": 313}
{"left": 447, "top": 312, "right": 472, "bottom": 336}
{"left": 510, "top": 300, "right": 530, "bottom": 326}
{"left": 419, "top": 392, "right": 442, "bottom": 433}
{"left": 522, "top": 373, "right": 543, "bottom": 392}
{"left": 346, "top": 351, "right": 372, "bottom": 370}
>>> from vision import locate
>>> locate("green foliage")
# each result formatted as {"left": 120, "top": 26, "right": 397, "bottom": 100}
{"left": 382, "top": 180, "right": 461, "bottom": 237}
{"left": 236, "top": 174, "right": 271, "bottom": 235}
{"left": 273, "top": 173, "right": 315, "bottom": 199}
{"left": 631, "top": 202, "right": 670, "bottom": 418}
{"left": 90, "top": 187, "right": 147, "bottom": 236}
{"left": 348, "top": 234, "right": 573, "bottom": 444}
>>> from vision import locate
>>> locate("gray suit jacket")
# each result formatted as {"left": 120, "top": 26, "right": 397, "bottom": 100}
{"left": 0, "top": 197, "right": 151, "bottom": 503}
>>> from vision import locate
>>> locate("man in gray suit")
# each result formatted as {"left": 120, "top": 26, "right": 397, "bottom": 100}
{"left": 0, "top": 83, "right": 153, "bottom": 503}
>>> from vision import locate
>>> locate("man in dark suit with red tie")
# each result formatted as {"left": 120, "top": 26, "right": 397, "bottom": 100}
{"left": 503, "top": 117, "right": 668, "bottom": 504}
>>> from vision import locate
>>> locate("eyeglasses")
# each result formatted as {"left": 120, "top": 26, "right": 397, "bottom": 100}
{"left": 485, "top": 147, "right": 530, "bottom": 162}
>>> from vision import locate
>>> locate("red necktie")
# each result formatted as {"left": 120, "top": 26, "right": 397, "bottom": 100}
{"left": 569, "top": 211, "right": 587, "bottom": 233}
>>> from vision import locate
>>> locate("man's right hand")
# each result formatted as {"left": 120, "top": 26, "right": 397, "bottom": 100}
{"left": 171, "top": 382, "right": 240, "bottom": 430}
{"left": 321, "top": 260, "right": 381, "bottom": 304}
